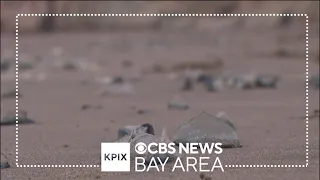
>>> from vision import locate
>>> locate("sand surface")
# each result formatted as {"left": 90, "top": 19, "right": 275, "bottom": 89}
{"left": 1, "top": 23, "right": 319, "bottom": 180}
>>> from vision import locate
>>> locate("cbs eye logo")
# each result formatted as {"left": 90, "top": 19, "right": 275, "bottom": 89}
{"left": 135, "top": 142, "right": 147, "bottom": 154}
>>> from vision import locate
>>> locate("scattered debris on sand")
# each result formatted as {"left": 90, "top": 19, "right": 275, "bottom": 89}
{"left": 115, "top": 111, "right": 241, "bottom": 166}
{"left": 61, "top": 61, "right": 78, "bottom": 71}
{"left": 290, "top": 109, "right": 319, "bottom": 121}
{"left": 62, "top": 144, "right": 69, "bottom": 148}
{"left": 117, "top": 124, "right": 155, "bottom": 140}
{"left": 273, "top": 48, "right": 302, "bottom": 58}
{"left": 181, "top": 77, "right": 193, "bottom": 91}
{"left": 111, "top": 76, "right": 125, "bottom": 84}
{"left": 117, "top": 124, "right": 178, "bottom": 164}
{"left": 0, "top": 154, "right": 10, "bottom": 169}
{"left": 19, "top": 61, "right": 35, "bottom": 71}
{"left": 81, "top": 104, "right": 102, "bottom": 111}
{"left": 1, "top": 89, "right": 21, "bottom": 99}
{"left": 99, "top": 82, "right": 135, "bottom": 96}
{"left": 182, "top": 73, "right": 280, "bottom": 92}
{"left": 168, "top": 95, "right": 189, "bottom": 110}
{"left": 199, "top": 172, "right": 212, "bottom": 180}
{"left": 278, "top": 11, "right": 293, "bottom": 28}
{"left": 173, "top": 111, "right": 241, "bottom": 148}
{"left": 0, "top": 161, "right": 10, "bottom": 169}
{"left": 1, "top": 59, "right": 11, "bottom": 72}
{"left": 255, "top": 74, "right": 280, "bottom": 88}
{"left": 136, "top": 109, "right": 149, "bottom": 115}
{"left": 1, "top": 110, "right": 35, "bottom": 126}
{"left": 97, "top": 75, "right": 136, "bottom": 96}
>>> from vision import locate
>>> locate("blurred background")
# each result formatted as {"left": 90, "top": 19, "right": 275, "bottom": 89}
{"left": 1, "top": 1, "right": 319, "bottom": 180}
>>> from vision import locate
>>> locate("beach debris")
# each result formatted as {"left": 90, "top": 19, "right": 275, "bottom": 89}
{"left": 171, "top": 59, "right": 224, "bottom": 72}
{"left": 1, "top": 89, "right": 21, "bottom": 99}
{"left": 131, "top": 128, "right": 178, "bottom": 164}
{"left": 117, "top": 124, "right": 178, "bottom": 164}
{"left": 196, "top": 73, "right": 221, "bottom": 91}
{"left": 181, "top": 77, "right": 193, "bottom": 91}
{"left": 274, "top": 48, "right": 293, "bottom": 58}
{"left": 173, "top": 111, "right": 241, "bottom": 148}
{"left": 0, "top": 154, "right": 10, "bottom": 169}
{"left": 1, "top": 110, "right": 35, "bottom": 126}
{"left": 1, "top": 59, "right": 11, "bottom": 72}
{"left": 0, "top": 161, "right": 10, "bottom": 169}
{"left": 199, "top": 172, "right": 212, "bottom": 180}
{"left": 290, "top": 109, "right": 319, "bottom": 120}
{"left": 190, "top": 73, "right": 280, "bottom": 92}
{"left": 62, "top": 144, "right": 69, "bottom": 148}
{"left": 96, "top": 76, "right": 129, "bottom": 85}
{"left": 232, "top": 74, "right": 257, "bottom": 90}
{"left": 112, "top": 76, "right": 124, "bottom": 84}
{"left": 81, "top": 104, "right": 102, "bottom": 111}
{"left": 62, "top": 61, "right": 77, "bottom": 71}
{"left": 310, "top": 75, "right": 319, "bottom": 89}
{"left": 117, "top": 125, "right": 142, "bottom": 142}
{"left": 100, "top": 82, "right": 135, "bottom": 96}
{"left": 19, "top": 61, "right": 34, "bottom": 71}
{"left": 255, "top": 74, "right": 280, "bottom": 88}
{"left": 137, "top": 109, "right": 149, "bottom": 115}
{"left": 117, "top": 123, "right": 155, "bottom": 140}
{"left": 197, "top": 73, "right": 213, "bottom": 83}
{"left": 168, "top": 96, "right": 189, "bottom": 110}
{"left": 206, "top": 76, "right": 219, "bottom": 92}
{"left": 278, "top": 11, "right": 293, "bottom": 27}
{"left": 219, "top": 74, "right": 279, "bottom": 90}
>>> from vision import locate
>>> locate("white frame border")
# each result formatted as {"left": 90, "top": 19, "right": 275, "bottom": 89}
{"left": 14, "top": 13, "right": 309, "bottom": 168}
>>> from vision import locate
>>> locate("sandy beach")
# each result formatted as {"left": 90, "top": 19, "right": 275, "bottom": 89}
{"left": 1, "top": 10, "right": 319, "bottom": 180}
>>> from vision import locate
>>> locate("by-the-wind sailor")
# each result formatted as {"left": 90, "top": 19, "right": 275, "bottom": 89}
{"left": 173, "top": 111, "right": 241, "bottom": 148}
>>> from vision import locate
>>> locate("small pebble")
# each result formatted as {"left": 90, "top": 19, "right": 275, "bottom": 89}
{"left": 1, "top": 60, "right": 11, "bottom": 72}
{"left": 19, "top": 61, "right": 34, "bottom": 71}
{"left": 81, "top": 104, "right": 102, "bottom": 110}
{"left": 2, "top": 89, "right": 21, "bottom": 99}
{"left": 1, "top": 110, "right": 35, "bottom": 126}
{"left": 182, "top": 78, "right": 193, "bottom": 91}
{"left": 0, "top": 161, "right": 10, "bottom": 169}
{"left": 255, "top": 75, "right": 279, "bottom": 88}
{"left": 62, "top": 144, "right": 69, "bottom": 148}
{"left": 112, "top": 76, "right": 124, "bottom": 84}
{"left": 0, "top": 154, "right": 10, "bottom": 169}
{"left": 204, "top": 77, "right": 216, "bottom": 92}
{"left": 137, "top": 109, "right": 148, "bottom": 115}
{"left": 62, "top": 62, "right": 77, "bottom": 71}
{"left": 168, "top": 96, "right": 189, "bottom": 110}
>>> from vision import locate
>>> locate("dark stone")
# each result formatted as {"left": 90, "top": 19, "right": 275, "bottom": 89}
{"left": 1, "top": 60, "right": 11, "bottom": 72}
{"left": 182, "top": 78, "right": 193, "bottom": 91}
{"left": 0, "top": 161, "right": 10, "bottom": 169}
{"left": 141, "top": 123, "right": 155, "bottom": 135}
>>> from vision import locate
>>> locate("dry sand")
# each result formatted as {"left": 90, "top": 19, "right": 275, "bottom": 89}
{"left": 1, "top": 19, "right": 319, "bottom": 179}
